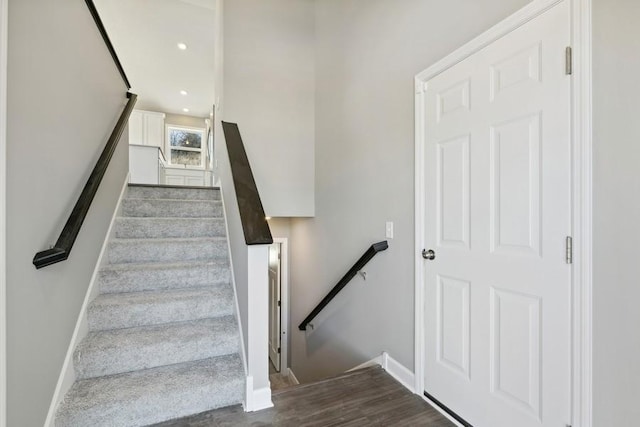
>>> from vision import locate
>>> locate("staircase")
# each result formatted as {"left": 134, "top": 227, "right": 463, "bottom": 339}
{"left": 55, "top": 185, "right": 244, "bottom": 427}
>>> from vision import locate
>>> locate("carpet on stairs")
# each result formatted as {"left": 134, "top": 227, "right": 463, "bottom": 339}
{"left": 55, "top": 185, "right": 244, "bottom": 427}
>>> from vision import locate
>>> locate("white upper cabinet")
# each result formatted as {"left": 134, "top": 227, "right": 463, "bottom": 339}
{"left": 129, "top": 109, "right": 165, "bottom": 148}
{"left": 128, "top": 110, "right": 144, "bottom": 145}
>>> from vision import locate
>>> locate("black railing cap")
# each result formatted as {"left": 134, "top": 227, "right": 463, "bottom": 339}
{"left": 221, "top": 121, "right": 273, "bottom": 246}
{"left": 298, "top": 240, "right": 389, "bottom": 331}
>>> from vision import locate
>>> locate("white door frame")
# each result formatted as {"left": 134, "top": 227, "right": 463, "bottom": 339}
{"left": 0, "top": 0, "right": 8, "bottom": 424}
{"left": 272, "top": 238, "right": 289, "bottom": 373}
{"left": 413, "top": 1, "right": 592, "bottom": 426}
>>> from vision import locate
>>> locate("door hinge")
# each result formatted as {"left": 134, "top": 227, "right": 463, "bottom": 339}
{"left": 565, "top": 46, "right": 573, "bottom": 75}
{"left": 277, "top": 300, "right": 281, "bottom": 307}
{"left": 277, "top": 347, "right": 281, "bottom": 354}
{"left": 566, "top": 236, "right": 573, "bottom": 264}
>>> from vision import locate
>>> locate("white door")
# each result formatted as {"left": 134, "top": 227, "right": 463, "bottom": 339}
{"left": 268, "top": 243, "right": 281, "bottom": 371}
{"left": 420, "top": 2, "right": 571, "bottom": 426}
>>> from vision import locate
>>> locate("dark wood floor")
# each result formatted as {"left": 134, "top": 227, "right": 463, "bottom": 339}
{"left": 155, "top": 366, "right": 454, "bottom": 426}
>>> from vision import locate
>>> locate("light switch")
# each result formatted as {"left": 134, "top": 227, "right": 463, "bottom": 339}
{"left": 386, "top": 222, "right": 394, "bottom": 239}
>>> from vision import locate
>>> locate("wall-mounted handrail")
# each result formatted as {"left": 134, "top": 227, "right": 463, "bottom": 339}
{"left": 298, "top": 241, "right": 389, "bottom": 331}
{"left": 221, "top": 121, "right": 273, "bottom": 245}
{"left": 85, "top": 0, "right": 131, "bottom": 89}
{"left": 33, "top": 93, "right": 138, "bottom": 269}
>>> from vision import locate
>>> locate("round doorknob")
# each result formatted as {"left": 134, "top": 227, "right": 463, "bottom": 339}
{"left": 422, "top": 249, "right": 436, "bottom": 260}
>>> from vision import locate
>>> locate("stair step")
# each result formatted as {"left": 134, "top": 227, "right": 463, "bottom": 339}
{"left": 88, "top": 286, "right": 234, "bottom": 331}
{"left": 108, "top": 237, "right": 227, "bottom": 264}
{"left": 122, "top": 198, "right": 222, "bottom": 218}
{"left": 114, "top": 217, "right": 225, "bottom": 239}
{"left": 98, "top": 260, "right": 230, "bottom": 294}
{"left": 127, "top": 185, "right": 221, "bottom": 201}
{"left": 55, "top": 354, "right": 244, "bottom": 427}
{"left": 74, "top": 316, "right": 239, "bottom": 379}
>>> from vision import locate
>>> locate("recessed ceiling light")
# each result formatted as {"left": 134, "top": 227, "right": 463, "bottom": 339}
{"left": 182, "top": 108, "right": 190, "bottom": 113}
{"left": 265, "top": 216, "right": 272, "bottom": 220}
{"left": 177, "top": 43, "right": 187, "bottom": 50}
{"left": 180, "top": 90, "right": 188, "bottom": 96}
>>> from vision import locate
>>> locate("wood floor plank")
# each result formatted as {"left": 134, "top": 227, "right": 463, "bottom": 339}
{"left": 154, "top": 366, "right": 454, "bottom": 426}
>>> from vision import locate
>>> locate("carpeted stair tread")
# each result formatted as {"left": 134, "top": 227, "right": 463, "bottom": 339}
{"left": 108, "top": 237, "right": 227, "bottom": 264}
{"left": 56, "top": 185, "right": 242, "bottom": 427}
{"left": 55, "top": 354, "right": 244, "bottom": 427}
{"left": 88, "top": 286, "right": 234, "bottom": 331}
{"left": 122, "top": 198, "right": 222, "bottom": 218}
{"left": 114, "top": 217, "right": 225, "bottom": 239}
{"left": 98, "top": 260, "right": 230, "bottom": 294}
{"left": 127, "top": 185, "right": 221, "bottom": 201}
{"left": 74, "top": 316, "right": 239, "bottom": 379}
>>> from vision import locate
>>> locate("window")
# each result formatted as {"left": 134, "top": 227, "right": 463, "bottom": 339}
{"left": 166, "top": 125, "right": 205, "bottom": 168}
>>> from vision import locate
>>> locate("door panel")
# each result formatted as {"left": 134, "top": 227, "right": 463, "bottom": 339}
{"left": 437, "top": 275, "right": 470, "bottom": 379}
{"left": 489, "top": 113, "right": 541, "bottom": 255}
{"left": 421, "top": 2, "right": 571, "bottom": 426}
{"left": 490, "top": 287, "right": 541, "bottom": 419}
{"left": 437, "top": 136, "right": 470, "bottom": 249}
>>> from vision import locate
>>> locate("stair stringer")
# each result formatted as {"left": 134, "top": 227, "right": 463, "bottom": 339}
{"left": 218, "top": 180, "right": 249, "bottom": 395}
{"left": 43, "top": 174, "right": 129, "bottom": 427}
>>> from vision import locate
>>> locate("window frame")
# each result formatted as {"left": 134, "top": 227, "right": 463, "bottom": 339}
{"left": 165, "top": 124, "right": 206, "bottom": 169}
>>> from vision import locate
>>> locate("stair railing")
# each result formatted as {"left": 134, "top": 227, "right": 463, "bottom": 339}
{"left": 32, "top": 0, "right": 136, "bottom": 269}
{"left": 298, "top": 241, "right": 389, "bottom": 330}
{"left": 84, "top": 0, "right": 131, "bottom": 89}
{"left": 221, "top": 121, "right": 273, "bottom": 245}
{"left": 32, "top": 93, "right": 138, "bottom": 269}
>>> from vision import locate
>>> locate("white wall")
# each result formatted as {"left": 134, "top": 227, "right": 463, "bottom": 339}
{"left": 6, "top": 0, "right": 129, "bottom": 425}
{"left": 222, "top": 0, "right": 315, "bottom": 217}
{"left": 0, "top": 0, "right": 6, "bottom": 425}
{"left": 592, "top": 0, "right": 640, "bottom": 424}
{"left": 289, "top": 0, "right": 530, "bottom": 383}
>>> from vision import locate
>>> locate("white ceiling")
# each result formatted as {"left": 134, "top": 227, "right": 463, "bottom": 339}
{"left": 94, "top": 0, "right": 216, "bottom": 118}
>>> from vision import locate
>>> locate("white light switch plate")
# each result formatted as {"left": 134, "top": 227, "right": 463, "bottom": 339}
{"left": 385, "top": 222, "right": 394, "bottom": 239}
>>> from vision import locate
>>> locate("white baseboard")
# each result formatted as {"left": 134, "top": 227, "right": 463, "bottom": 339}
{"left": 286, "top": 368, "right": 300, "bottom": 385}
{"left": 347, "top": 354, "right": 383, "bottom": 373}
{"left": 43, "top": 175, "right": 129, "bottom": 427}
{"left": 346, "top": 352, "right": 415, "bottom": 394}
{"left": 381, "top": 352, "right": 416, "bottom": 393}
{"left": 243, "top": 375, "right": 274, "bottom": 412}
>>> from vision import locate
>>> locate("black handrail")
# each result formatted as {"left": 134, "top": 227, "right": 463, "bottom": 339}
{"left": 298, "top": 241, "right": 389, "bottom": 331}
{"left": 85, "top": 0, "right": 132, "bottom": 89}
{"left": 221, "top": 122, "right": 273, "bottom": 245}
{"left": 33, "top": 93, "right": 138, "bottom": 269}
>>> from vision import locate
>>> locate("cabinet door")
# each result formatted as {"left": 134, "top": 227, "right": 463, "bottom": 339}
{"left": 185, "top": 176, "right": 205, "bottom": 187}
{"left": 144, "top": 114, "right": 165, "bottom": 148}
{"left": 128, "top": 111, "right": 144, "bottom": 145}
{"left": 165, "top": 175, "right": 185, "bottom": 186}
